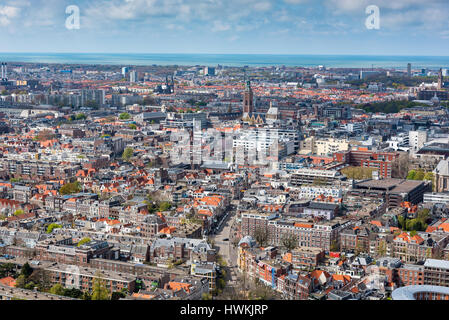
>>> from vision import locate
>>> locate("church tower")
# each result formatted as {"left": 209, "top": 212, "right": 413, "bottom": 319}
{"left": 243, "top": 80, "right": 254, "bottom": 114}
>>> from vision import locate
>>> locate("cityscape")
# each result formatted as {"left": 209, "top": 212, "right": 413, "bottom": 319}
{"left": 1, "top": 0, "right": 449, "bottom": 308}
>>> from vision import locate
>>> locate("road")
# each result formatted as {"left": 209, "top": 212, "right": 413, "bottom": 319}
{"left": 212, "top": 207, "right": 239, "bottom": 286}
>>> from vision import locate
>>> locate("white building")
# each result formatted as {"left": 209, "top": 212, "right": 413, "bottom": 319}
{"left": 409, "top": 130, "right": 428, "bottom": 153}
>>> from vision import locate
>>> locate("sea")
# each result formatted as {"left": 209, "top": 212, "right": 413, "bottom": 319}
{"left": 0, "top": 53, "right": 448, "bottom": 69}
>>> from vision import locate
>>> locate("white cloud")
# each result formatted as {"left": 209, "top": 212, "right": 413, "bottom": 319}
{"left": 0, "top": 6, "right": 20, "bottom": 26}
{"left": 212, "top": 21, "right": 231, "bottom": 32}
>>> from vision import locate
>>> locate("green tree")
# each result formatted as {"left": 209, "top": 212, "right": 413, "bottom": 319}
{"left": 119, "top": 113, "right": 131, "bottom": 120}
{"left": 59, "top": 182, "right": 81, "bottom": 195}
{"left": 63, "top": 288, "right": 84, "bottom": 299}
{"left": 423, "top": 172, "right": 434, "bottom": 181}
{"left": 15, "top": 275, "right": 27, "bottom": 288}
{"left": 77, "top": 238, "right": 92, "bottom": 247}
{"left": 47, "top": 223, "right": 62, "bottom": 234}
{"left": 111, "top": 291, "right": 126, "bottom": 300}
{"left": 91, "top": 272, "right": 110, "bottom": 300}
{"left": 13, "top": 210, "right": 25, "bottom": 216}
{"left": 20, "top": 263, "right": 33, "bottom": 278}
{"left": 75, "top": 113, "right": 87, "bottom": 121}
{"left": 159, "top": 202, "right": 172, "bottom": 212}
{"left": 122, "top": 147, "right": 134, "bottom": 161}
{"left": 414, "top": 170, "right": 425, "bottom": 181}
{"left": 202, "top": 293, "right": 212, "bottom": 300}
{"left": 407, "top": 170, "right": 417, "bottom": 180}
{"left": 49, "top": 284, "right": 66, "bottom": 296}
{"left": 128, "top": 124, "right": 137, "bottom": 130}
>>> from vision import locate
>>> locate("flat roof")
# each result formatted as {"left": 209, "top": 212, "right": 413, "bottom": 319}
{"left": 424, "top": 259, "right": 449, "bottom": 270}
{"left": 355, "top": 179, "right": 424, "bottom": 193}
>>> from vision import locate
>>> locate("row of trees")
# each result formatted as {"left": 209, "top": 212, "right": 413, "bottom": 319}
{"left": 14, "top": 264, "right": 125, "bottom": 300}
{"left": 253, "top": 227, "right": 298, "bottom": 251}
{"left": 356, "top": 100, "right": 424, "bottom": 114}
{"left": 407, "top": 170, "right": 434, "bottom": 181}
{"left": 341, "top": 167, "right": 376, "bottom": 180}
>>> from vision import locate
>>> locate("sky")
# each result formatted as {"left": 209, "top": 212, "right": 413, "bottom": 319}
{"left": 0, "top": 0, "right": 449, "bottom": 55}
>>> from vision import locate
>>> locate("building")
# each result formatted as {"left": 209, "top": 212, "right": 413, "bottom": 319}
{"left": 314, "top": 138, "right": 349, "bottom": 156}
{"left": 302, "top": 202, "right": 339, "bottom": 220}
{"left": 44, "top": 263, "right": 136, "bottom": 294}
{"left": 409, "top": 131, "right": 428, "bottom": 153}
{"left": 290, "top": 169, "right": 343, "bottom": 187}
{"left": 242, "top": 80, "right": 254, "bottom": 115}
{"left": 348, "top": 179, "right": 430, "bottom": 208}
{"left": 283, "top": 247, "right": 325, "bottom": 269}
{"left": 392, "top": 285, "right": 449, "bottom": 300}
{"left": 424, "top": 259, "right": 449, "bottom": 287}
{"left": 241, "top": 211, "right": 344, "bottom": 252}
{"left": 334, "top": 150, "right": 400, "bottom": 179}
{"left": 190, "top": 261, "right": 217, "bottom": 291}
{"left": 434, "top": 159, "right": 449, "bottom": 193}
{"left": 423, "top": 192, "right": 449, "bottom": 205}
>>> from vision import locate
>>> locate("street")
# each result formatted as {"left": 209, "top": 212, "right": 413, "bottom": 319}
{"left": 212, "top": 207, "right": 239, "bottom": 286}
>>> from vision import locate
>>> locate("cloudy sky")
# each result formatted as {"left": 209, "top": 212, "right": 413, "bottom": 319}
{"left": 1, "top": 0, "right": 449, "bottom": 55}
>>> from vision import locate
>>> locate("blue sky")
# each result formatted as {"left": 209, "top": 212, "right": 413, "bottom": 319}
{"left": 1, "top": 0, "right": 449, "bottom": 55}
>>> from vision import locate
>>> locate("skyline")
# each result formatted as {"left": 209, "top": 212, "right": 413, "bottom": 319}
{"left": 1, "top": 53, "right": 449, "bottom": 69}
{"left": 1, "top": 0, "right": 449, "bottom": 55}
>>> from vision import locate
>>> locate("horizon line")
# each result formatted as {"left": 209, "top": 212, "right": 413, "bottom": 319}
{"left": 0, "top": 52, "right": 449, "bottom": 58}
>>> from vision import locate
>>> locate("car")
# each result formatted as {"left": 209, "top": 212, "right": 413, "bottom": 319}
{"left": 223, "top": 238, "right": 229, "bottom": 242}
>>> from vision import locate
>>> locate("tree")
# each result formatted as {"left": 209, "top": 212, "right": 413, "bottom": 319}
{"left": 281, "top": 234, "right": 297, "bottom": 252}
{"left": 341, "top": 167, "right": 376, "bottom": 180}
{"left": 59, "top": 182, "right": 81, "bottom": 195}
{"left": 159, "top": 202, "right": 172, "bottom": 212}
{"left": 423, "top": 172, "right": 434, "bottom": 181}
{"left": 111, "top": 291, "right": 127, "bottom": 300}
{"left": 128, "top": 124, "right": 137, "bottom": 130}
{"left": 15, "top": 275, "right": 27, "bottom": 289}
{"left": 47, "top": 223, "right": 62, "bottom": 234}
{"left": 63, "top": 288, "right": 84, "bottom": 299}
{"left": 407, "top": 170, "right": 417, "bottom": 180}
{"left": 414, "top": 170, "right": 425, "bottom": 181}
{"left": 13, "top": 210, "right": 25, "bottom": 216}
{"left": 50, "top": 284, "right": 66, "bottom": 296}
{"left": 0, "top": 263, "right": 16, "bottom": 278}
{"left": 21, "top": 263, "right": 33, "bottom": 278}
{"left": 376, "top": 239, "right": 387, "bottom": 257}
{"left": 91, "top": 272, "right": 110, "bottom": 300}
{"left": 119, "top": 113, "right": 131, "bottom": 120}
{"left": 34, "top": 130, "right": 55, "bottom": 142}
{"left": 85, "top": 100, "right": 99, "bottom": 110}
{"left": 254, "top": 227, "right": 268, "bottom": 247}
{"left": 77, "top": 238, "right": 92, "bottom": 247}
{"left": 330, "top": 240, "right": 340, "bottom": 252}
{"left": 391, "top": 153, "right": 409, "bottom": 179}
{"left": 202, "top": 293, "right": 212, "bottom": 300}
{"left": 75, "top": 113, "right": 87, "bottom": 121}
{"left": 122, "top": 147, "right": 134, "bottom": 161}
